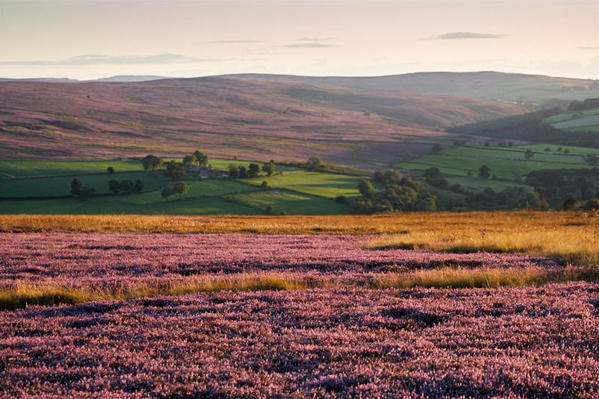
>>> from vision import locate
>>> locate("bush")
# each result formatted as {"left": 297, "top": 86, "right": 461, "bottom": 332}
{"left": 107, "top": 167, "right": 114, "bottom": 174}
{"left": 265, "top": 205, "right": 274, "bottom": 214}
{"left": 335, "top": 195, "right": 348, "bottom": 204}
{"left": 260, "top": 181, "right": 269, "bottom": 190}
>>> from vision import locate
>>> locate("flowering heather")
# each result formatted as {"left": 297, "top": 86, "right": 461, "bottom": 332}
{"left": 1, "top": 233, "right": 561, "bottom": 285}
{"left": 1, "top": 283, "right": 598, "bottom": 398}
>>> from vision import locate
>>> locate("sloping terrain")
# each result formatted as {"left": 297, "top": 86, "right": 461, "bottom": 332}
{"left": 227, "top": 71, "right": 599, "bottom": 104}
{"left": 0, "top": 77, "right": 524, "bottom": 167}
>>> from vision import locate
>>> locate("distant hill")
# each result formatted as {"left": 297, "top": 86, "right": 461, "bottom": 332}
{"left": 224, "top": 71, "right": 599, "bottom": 105}
{"left": 0, "top": 76, "right": 525, "bottom": 167}
{"left": 89, "top": 75, "right": 171, "bottom": 83}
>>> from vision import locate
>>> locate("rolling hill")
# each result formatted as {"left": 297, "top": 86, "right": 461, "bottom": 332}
{"left": 226, "top": 71, "right": 599, "bottom": 105}
{"left": 0, "top": 76, "right": 525, "bottom": 168}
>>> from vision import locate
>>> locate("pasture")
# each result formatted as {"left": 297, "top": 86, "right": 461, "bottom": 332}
{"left": 395, "top": 144, "right": 599, "bottom": 180}
{"left": 0, "top": 158, "right": 352, "bottom": 214}
{"left": 544, "top": 107, "right": 599, "bottom": 132}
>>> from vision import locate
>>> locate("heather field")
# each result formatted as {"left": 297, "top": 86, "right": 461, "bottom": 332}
{"left": 2, "top": 284, "right": 599, "bottom": 397}
{"left": 1, "top": 212, "right": 598, "bottom": 397}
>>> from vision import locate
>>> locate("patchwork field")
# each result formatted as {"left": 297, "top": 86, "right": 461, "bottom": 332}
{"left": 0, "top": 211, "right": 598, "bottom": 397}
{"left": 0, "top": 159, "right": 361, "bottom": 214}
{"left": 545, "top": 107, "right": 599, "bottom": 132}
{"left": 395, "top": 145, "right": 599, "bottom": 190}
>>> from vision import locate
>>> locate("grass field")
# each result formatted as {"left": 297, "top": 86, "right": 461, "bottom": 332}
{"left": 232, "top": 189, "right": 348, "bottom": 214}
{"left": 544, "top": 107, "right": 599, "bottom": 132}
{"left": 244, "top": 171, "right": 365, "bottom": 198}
{"left": 0, "top": 159, "right": 353, "bottom": 214}
{"left": 395, "top": 145, "right": 599, "bottom": 180}
{"left": 0, "top": 159, "right": 143, "bottom": 178}
{"left": 0, "top": 171, "right": 167, "bottom": 197}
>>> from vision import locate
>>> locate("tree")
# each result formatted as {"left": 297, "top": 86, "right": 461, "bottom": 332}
{"left": 107, "top": 167, "right": 115, "bottom": 174}
{"left": 142, "top": 155, "right": 162, "bottom": 171}
{"left": 161, "top": 187, "right": 173, "bottom": 200}
{"left": 373, "top": 171, "right": 385, "bottom": 185}
{"left": 70, "top": 178, "right": 95, "bottom": 197}
{"left": 71, "top": 178, "right": 83, "bottom": 196}
{"left": 262, "top": 161, "right": 275, "bottom": 176}
{"left": 193, "top": 151, "right": 208, "bottom": 166}
{"left": 306, "top": 156, "right": 324, "bottom": 171}
{"left": 358, "top": 180, "right": 375, "bottom": 198}
{"left": 265, "top": 204, "right": 274, "bottom": 214}
{"left": 416, "top": 197, "right": 437, "bottom": 211}
{"left": 183, "top": 155, "right": 195, "bottom": 168}
{"left": 173, "top": 182, "right": 190, "bottom": 198}
{"left": 248, "top": 163, "right": 260, "bottom": 177}
{"left": 423, "top": 167, "right": 442, "bottom": 180}
{"left": 260, "top": 181, "right": 269, "bottom": 190}
{"left": 238, "top": 166, "right": 248, "bottom": 178}
{"left": 335, "top": 195, "right": 348, "bottom": 204}
{"left": 382, "top": 170, "right": 402, "bottom": 186}
{"left": 478, "top": 165, "right": 491, "bottom": 179}
{"left": 228, "top": 164, "right": 239, "bottom": 179}
{"left": 166, "top": 161, "right": 186, "bottom": 179}
{"left": 119, "top": 179, "right": 134, "bottom": 194}
{"left": 109, "top": 179, "right": 120, "bottom": 194}
{"left": 524, "top": 149, "right": 534, "bottom": 160}
{"left": 562, "top": 197, "right": 581, "bottom": 210}
{"left": 134, "top": 179, "right": 143, "bottom": 193}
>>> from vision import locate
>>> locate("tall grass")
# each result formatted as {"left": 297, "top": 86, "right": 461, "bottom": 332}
{"left": 2, "top": 267, "right": 598, "bottom": 310}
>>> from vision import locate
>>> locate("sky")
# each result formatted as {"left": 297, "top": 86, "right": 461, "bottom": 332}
{"left": 0, "top": 0, "right": 598, "bottom": 80}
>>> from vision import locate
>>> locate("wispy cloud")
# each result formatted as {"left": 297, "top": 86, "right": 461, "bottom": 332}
{"left": 579, "top": 46, "right": 599, "bottom": 50}
{"left": 423, "top": 32, "right": 508, "bottom": 40}
{"left": 0, "top": 54, "right": 218, "bottom": 65}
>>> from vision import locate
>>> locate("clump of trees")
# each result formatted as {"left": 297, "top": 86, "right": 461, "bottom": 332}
{"left": 228, "top": 162, "right": 276, "bottom": 179}
{"left": 161, "top": 182, "right": 190, "bottom": 199}
{"left": 70, "top": 178, "right": 95, "bottom": 197}
{"left": 166, "top": 161, "right": 187, "bottom": 179}
{"left": 354, "top": 169, "right": 437, "bottom": 213}
{"left": 142, "top": 155, "right": 163, "bottom": 172}
{"left": 109, "top": 179, "right": 143, "bottom": 195}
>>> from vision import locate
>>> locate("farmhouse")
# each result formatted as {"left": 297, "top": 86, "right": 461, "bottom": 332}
{"left": 187, "top": 165, "right": 225, "bottom": 179}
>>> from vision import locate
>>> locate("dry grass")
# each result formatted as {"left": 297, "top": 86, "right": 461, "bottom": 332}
{"left": 0, "top": 211, "right": 597, "bottom": 234}
{"left": 2, "top": 266, "right": 598, "bottom": 310}
{"left": 365, "top": 211, "right": 599, "bottom": 267}
{"left": 2, "top": 212, "right": 597, "bottom": 266}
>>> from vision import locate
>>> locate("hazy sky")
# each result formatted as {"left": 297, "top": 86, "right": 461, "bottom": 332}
{"left": 1, "top": 0, "right": 598, "bottom": 79}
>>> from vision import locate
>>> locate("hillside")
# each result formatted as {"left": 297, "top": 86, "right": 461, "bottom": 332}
{"left": 226, "top": 71, "right": 599, "bottom": 105}
{"left": 0, "top": 77, "right": 524, "bottom": 168}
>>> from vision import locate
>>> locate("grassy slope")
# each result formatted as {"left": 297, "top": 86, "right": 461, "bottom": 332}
{"left": 0, "top": 78, "right": 525, "bottom": 169}
{"left": 395, "top": 145, "right": 599, "bottom": 179}
{"left": 227, "top": 72, "right": 599, "bottom": 103}
{"left": 243, "top": 171, "right": 365, "bottom": 198}
{"left": 544, "top": 108, "right": 599, "bottom": 132}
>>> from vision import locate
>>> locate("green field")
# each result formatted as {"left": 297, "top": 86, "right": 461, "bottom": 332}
{"left": 0, "top": 159, "right": 143, "bottom": 179}
{"left": 243, "top": 171, "right": 365, "bottom": 198}
{"left": 0, "top": 172, "right": 167, "bottom": 198}
{"left": 232, "top": 189, "right": 348, "bottom": 215}
{"left": 0, "top": 159, "right": 351, "bottom": 214}
{"left": 395, "top": 145, "right": 599, "bottom": 180}
{"left": 544, "top": 108, "right": 599, "bottom": 132}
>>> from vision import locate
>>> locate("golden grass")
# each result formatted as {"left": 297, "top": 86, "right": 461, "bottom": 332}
{"left": 365, "top": 211, "right": 599, "bottom": 267}
{"left": 2, "top": 266, "right": 598, "bottom": 310}
{"left": 2, "top": 211, "right": 597, "bottom": 266}
{"left": 0, "top": 274, "right": 321, "bottom": 310}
